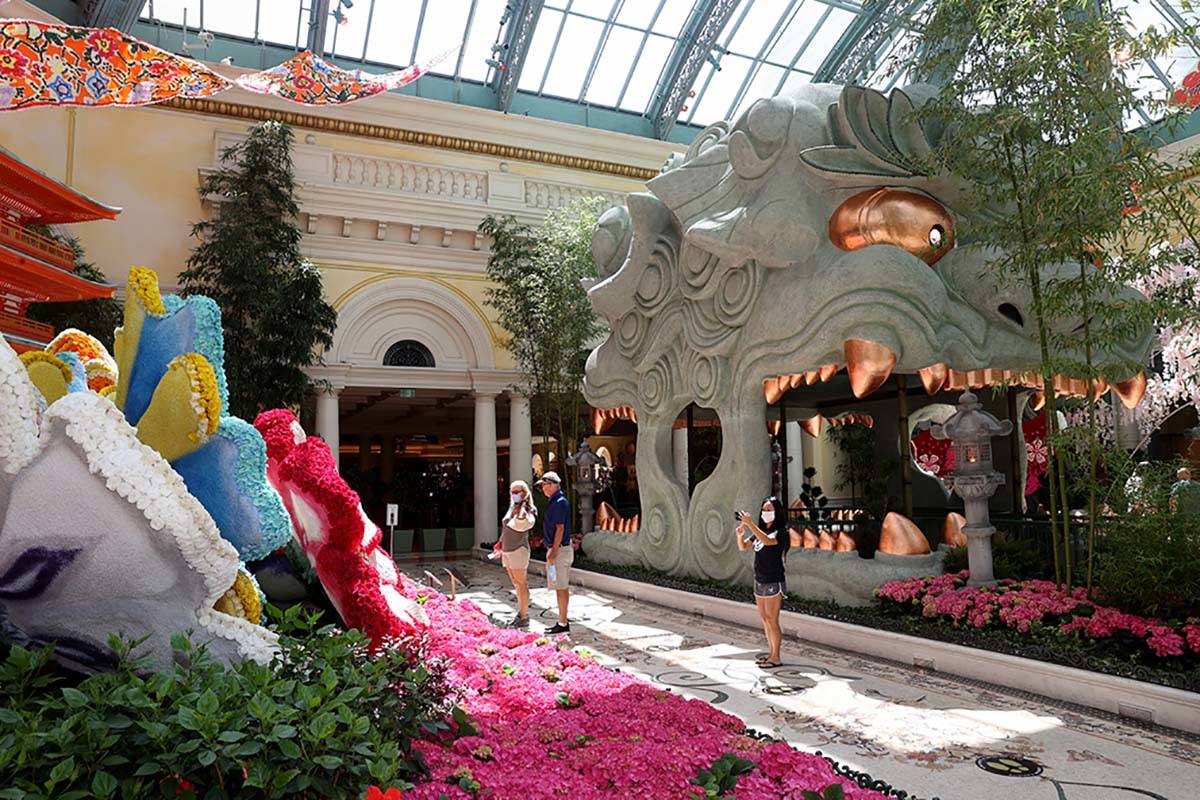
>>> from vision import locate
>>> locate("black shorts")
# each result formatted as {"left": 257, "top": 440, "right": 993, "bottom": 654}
{"left": 754, "top": 580, "right": 786, "bottom": 598}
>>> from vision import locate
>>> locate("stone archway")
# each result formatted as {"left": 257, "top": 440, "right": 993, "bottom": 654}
{"left": 330, "top": 277, "right": 496, "bottom": 370}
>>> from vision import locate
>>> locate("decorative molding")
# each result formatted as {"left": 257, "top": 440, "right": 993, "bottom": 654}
{"left": 306, "top": 363, "right": 521, "bottom": 394}
{"left": 525, "top": 179, "right": 624, "bottom": 211}
{"left": 441, "top": 228, "right": 454, "bottom": 248}
{"left": 164, "top": 97, "right": 661, "bottom": 180}
{"left": 306, "top": 213, "right": 318, "bottom": 234}
{"left": 409, "top": 225, "right": 422, "bottom": 245}
{"left": 332, "top": 153, "right": 488, "bottom": 203}
{"left": 375, "top": 221, "right": 387, "bottom": 240}
{"left": 341, "top": 217, "right": 353, "bottom": 238}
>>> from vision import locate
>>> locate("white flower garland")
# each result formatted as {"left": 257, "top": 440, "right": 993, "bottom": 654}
{"left": 43, "top": 393, "right": 278, "bottom": 663}
{"left": 0, "top": 336, "right": 43, "bottom": 475}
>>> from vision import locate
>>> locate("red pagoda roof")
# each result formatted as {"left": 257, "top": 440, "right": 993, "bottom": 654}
{"left": 0, "top": 145, "right": 122, "bottom": 225}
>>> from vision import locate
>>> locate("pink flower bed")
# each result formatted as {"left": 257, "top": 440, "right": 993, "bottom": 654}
{"left": 877, "top": 571, "right": 1200, "bottom": 660}
{"left": 381, "top": 574, "right": 891, "bottom": 800}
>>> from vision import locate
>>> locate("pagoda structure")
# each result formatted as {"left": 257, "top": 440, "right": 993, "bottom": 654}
{"left": 0, "top": 145, "right": 120, "bottom": 352}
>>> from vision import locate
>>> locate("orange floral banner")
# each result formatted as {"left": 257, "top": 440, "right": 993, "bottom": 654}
{"left": 0, "top": 20, "right": 452, "bottom": 110}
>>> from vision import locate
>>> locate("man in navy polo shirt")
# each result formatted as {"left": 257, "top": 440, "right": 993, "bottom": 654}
{"left": 538, "top": 471, "right": 573, "bottom": 634}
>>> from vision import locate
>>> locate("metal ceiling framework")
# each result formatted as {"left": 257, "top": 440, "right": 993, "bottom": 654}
{"left": 490, "top": 0, "right": 546, "bottom": 113}
{"left": 81, "top": 0, "right": 145, "bottom": 29}
{"left": 648, "top": 0, "right": 744, "bottom": 139}
{"left": 63, "top": 1, "right": 1200, "bottom": 143}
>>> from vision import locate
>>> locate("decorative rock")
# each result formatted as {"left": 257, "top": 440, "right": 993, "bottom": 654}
{"left": 942, "top": 512, "right": 968, "bottom": 548}
{"left": 818, "top": 529, "right": 836, "bottom": 551}
{"left": 835, "top": 531, "right": 858, "bottom": 553}
{"left": 879, "top": 512, "right": 932, "bottom": 555}
{"left": 802, "top": 528, "right": 820, "bottom": 548}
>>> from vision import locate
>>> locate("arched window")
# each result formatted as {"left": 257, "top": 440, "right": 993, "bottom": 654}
{"left": 383, "top": 340, "right": 435, "bottom": 368}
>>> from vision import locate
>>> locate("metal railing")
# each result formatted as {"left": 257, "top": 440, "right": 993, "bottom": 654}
{"left": 0, "top": 220, "right": 74, "bottom": 269}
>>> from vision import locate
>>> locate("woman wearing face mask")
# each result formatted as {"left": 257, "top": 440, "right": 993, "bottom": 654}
{"left": 498, "top": 480, "right": 537, "bottom": 628}
{"left": 736, "top": 496, "right": 790, "bottom": 668}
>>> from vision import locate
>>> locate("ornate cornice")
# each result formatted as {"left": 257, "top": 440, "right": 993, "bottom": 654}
{"left": 162, "top": 97, "right": 660, "bottom": 181}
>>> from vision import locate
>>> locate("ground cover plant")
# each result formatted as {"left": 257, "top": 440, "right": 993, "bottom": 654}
{"left": 0, "top": 606, "right": 454, "bottom": 799}
{"left": 572, "top": 556, "right": 1200, "bottom": 692}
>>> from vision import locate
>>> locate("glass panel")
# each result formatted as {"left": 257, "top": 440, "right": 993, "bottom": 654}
{"left": 618, "top": 0, "right": 662, "bottom": 29}
{"left": 570, "top": 0, "right": 620, "bottom": 19}
{"left": 727, "top": 0, "right": 791, "bottom": 57}
{"left": 777, "top": 68, "right": 813, "bottom": 97}
{"left": 792, "top": 7, "right": 854, "bottom": 72}
{"left": 542, "top": 14, "right": 605, "bottom": 97}
{"left": 364, "top": 1, "right": 418, "bottom": 65}
{"left": 518, "top": 8, "right": 565, "bottom": 91}
{"left": 690, "top": 53, "right": 753, "bottom": 124}
{"left": 459, "top": 0, "right": 510, "bottom": 81}
{"left": 680, "top": 61, "right": 715, "bottom": 120}
{"left": 767, "top": 3, "right": 823, "bottom": 65}
{"left": 651, "top": 0, "right": 695, "bottom": 37}
{"left": 327, "top": 0, "right": 371, "bottom": 59}
{"left": 618, "top": 34, "right": 675, "bottom": 112}
{"left": 415, "top": 0, "right": 473, "bottom": 65}
{"left": 202, "top": 0, "right": 258, "bottom": 34}
{"left": 585, "top": 26, "right": 646, "bottom": 106}
{"left": 142, "top": 0, "right": 201, "bottom": 27}
{"left": 257, "top": 0, "right": 307, "bottom": 48}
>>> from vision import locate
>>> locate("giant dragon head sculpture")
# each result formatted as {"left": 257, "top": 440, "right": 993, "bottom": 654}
{"left": 582, "top": 84, "right": 1153, "bottom": 583}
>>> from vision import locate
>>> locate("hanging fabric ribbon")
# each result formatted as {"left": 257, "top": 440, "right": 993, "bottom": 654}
{"left": 234, "top": 46, "right": 458, "bottom": 106}
{"left": 0, "top": 20, "right": 456, "bottom": 111}
{"left": 0, "top": 20, "right": 229, "bottom": 109}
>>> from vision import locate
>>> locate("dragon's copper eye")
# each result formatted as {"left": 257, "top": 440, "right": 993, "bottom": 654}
{"left": 829, "top": 188, "right": 955, "bottom": 265}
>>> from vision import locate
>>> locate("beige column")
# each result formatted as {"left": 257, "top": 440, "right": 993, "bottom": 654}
{"left": 786, "top": 421, "right": 804, "bottom": 505}
{"left": 508, "top": 392, "right": 533, "bottom": 487}
{"left": 473, "top": 391, "right": 499, "bottom": 548}
{"left": 315, "top": 386, "right": 341, "bottom": 467}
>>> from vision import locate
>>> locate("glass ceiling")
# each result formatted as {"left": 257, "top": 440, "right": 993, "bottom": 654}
{"left": 132, "top": 0, "right": 1200, "bottom": 143}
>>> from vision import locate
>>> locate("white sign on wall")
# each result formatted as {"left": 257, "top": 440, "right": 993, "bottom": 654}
{"left": 386, "top": 503, "right": 398, "bottom": 527}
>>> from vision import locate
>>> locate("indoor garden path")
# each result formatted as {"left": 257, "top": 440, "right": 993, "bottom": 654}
{"left": 403, "top": 558, "right": 1198, "bottom": 800}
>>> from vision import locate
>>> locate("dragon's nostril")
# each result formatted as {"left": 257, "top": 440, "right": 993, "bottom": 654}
{"left": 998, "top": 303, "right": 1024, "bottom": 327}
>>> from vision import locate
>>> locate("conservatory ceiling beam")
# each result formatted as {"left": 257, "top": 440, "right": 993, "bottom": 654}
{"left": 491, "top": 0, "right": 546, "bottom": 113}
{"left": 812, "top": 0, "right": 904, "bottom": 84}
{"left": 307, "top": 0, "right": 333, "bottom": 54}
{"left": 648, "top": 0, "right": 744, "bottom": 140}
{"left": 82, "top": 0, "right": 145, "bottom": 31}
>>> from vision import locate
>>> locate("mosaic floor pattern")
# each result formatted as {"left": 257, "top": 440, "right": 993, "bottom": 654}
{"left": 402, "top": 558, "right": 1200, "bottom": 800}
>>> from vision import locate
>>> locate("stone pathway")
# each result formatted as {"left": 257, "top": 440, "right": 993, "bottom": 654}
{"left": 403, "top": 558, "right": 1199, "bottom": 800}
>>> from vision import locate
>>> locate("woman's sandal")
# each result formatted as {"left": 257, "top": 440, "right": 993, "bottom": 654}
{"left": 755, "top": 658, "right": 783, "bottom": 669}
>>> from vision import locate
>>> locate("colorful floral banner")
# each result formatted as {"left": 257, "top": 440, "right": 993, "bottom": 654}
{"left": 0, "top": 20, "right": 452, "bottom": 110}
{"left": 0, "top": 20, "right": 229, "bottom": 109}
{"left": 234, "top": 46, "right": 456, "bottom": 106}
{"left": 1023, "top": 409, "right": 1049, "bottom": 496}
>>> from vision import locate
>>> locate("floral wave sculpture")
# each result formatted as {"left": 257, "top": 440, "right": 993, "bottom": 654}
{"left": 382, "top": 575, "right": 890, "bottom": 800}
{"left": 877, "top": 571, "right": 1200, "bottom": 662}
{"left": 0, "top": 336, "right": 277, "bottom": 670}
{"left": 254, "top": 409, "right": 428, "bottom": 647}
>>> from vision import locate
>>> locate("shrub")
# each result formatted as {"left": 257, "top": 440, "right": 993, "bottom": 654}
{"left": 0, "top": 606, "right": 455, "bottom": 799}
{"left": 942, "top": 533, "right": 1048, "bottom": 581}
{"left": 689, "top": 753, "right": 755, "bottom": 799}
{"left": 1093, "top": 461, "right": 1200, "bottom": 619}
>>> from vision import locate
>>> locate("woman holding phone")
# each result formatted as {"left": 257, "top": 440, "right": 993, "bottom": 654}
{"left": 736, "top": 496, "right": 790, "bottom": 668}
{"left": 498, "top": 480, "right": 537, "bottom": 628}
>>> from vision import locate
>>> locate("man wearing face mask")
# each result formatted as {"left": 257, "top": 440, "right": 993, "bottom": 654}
{"left": 735, "top": 495, "right": 791, "bottom": 668}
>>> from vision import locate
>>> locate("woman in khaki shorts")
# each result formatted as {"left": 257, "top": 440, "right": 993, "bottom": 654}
{"left": 500, "top": 480, "right": 536, "bottom": 628}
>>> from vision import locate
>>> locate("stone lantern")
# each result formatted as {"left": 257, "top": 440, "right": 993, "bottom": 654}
{"left": 931, "top": 390, "right": 1013, "bottom": 586}
{"left": 567, "top": 441, "right": 603, "bottom": 534}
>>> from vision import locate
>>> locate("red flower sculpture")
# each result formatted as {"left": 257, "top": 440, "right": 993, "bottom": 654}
{"left": 254, "top": 409, "right": 427, "bottom": 646}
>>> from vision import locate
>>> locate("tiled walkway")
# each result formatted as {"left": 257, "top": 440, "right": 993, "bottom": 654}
{"left": 403, "top": 558, "right": 1199, "bottom": 800}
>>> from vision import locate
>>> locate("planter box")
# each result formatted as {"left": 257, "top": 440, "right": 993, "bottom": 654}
{"left": 389, "top": 529, "right": 414, "bottom": 555}
{"left": 501, "top": 555, "right": 1200, "bottom": 736}
{"left": 452, "top": 528, "right": 475, "bottom": 551}
{"left": 419, "top": 528, "right": 446, "bottom": 554}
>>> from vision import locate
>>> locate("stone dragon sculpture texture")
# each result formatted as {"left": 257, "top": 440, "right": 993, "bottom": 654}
{"left": 582, "top": 83, "right": 1152, "bottom": 588}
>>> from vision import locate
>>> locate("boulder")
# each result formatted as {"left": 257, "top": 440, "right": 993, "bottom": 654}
{"left": 879, "top": 512, "right": 932, "bottom": 555}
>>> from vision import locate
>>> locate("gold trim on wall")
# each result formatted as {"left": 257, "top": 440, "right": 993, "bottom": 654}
{"left": 162, "top": 98, "right": 661, "bottom": 181}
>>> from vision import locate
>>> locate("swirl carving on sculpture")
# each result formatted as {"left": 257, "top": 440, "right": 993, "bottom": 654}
{"left": 582, "top": 83, "right": 1154, "bottom": 587}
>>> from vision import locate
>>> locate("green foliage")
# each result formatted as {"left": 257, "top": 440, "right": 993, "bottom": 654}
{"left": 25, "top": 225, "right": 121, "bottom": 349}
{"left": 797, "top": 466, "right": 830, "bottom": 514}
{"left": 688, "top": 752, "right": 755, "bottom": 799}
{"left": 825, "top": 423, "right": 894, "bottom": 518}
{"left": 942, "top": 533, "right": 1048, "bottom": 581}
{"left": 0, "top": 605, "right": 454, "bottom": 799}
{"left": 480, "top": 197, "right": 606, "bottom": 496}
{"left": 801, "top": 785, "right": 845, "bottom": 800}
{"left": 907, "top": 1, "right": 1200, "bottom": 589}
{"left": 1093, "top": 458, "right": 1200, "bottom": 618}
{"left": 180, "top": 121, "right": 337, "bottom": 419}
